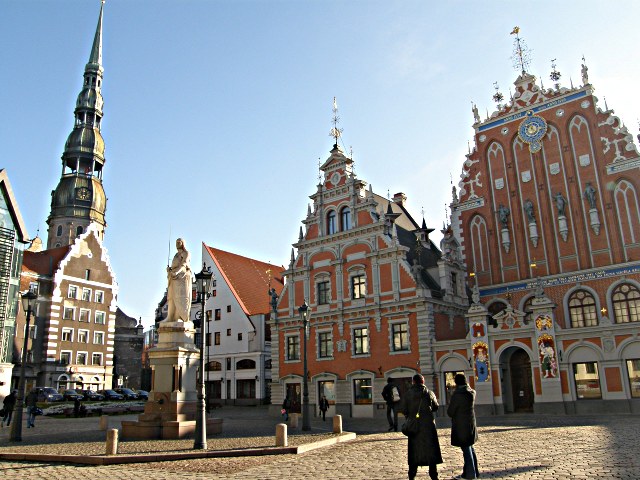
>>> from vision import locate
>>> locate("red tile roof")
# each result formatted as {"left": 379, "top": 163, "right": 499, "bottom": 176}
{"left": 204, "top": 244, "right": 285, "bottom": 316}
{"left": 22, "top": 245, "right": 71, "bottom": 276}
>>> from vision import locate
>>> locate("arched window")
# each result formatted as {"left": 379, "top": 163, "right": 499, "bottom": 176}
{"left": 206, "top": 361, "right": 222, "bottom": 371}
{"left": 568, "top": 290, "right": 598, "bottom": 327}
{"left": 340, "top": 207, "right": 351, "bottom": 231}
{"left": 236, "top": 359, "right": 256, "bottom": 370}
{"left": 326, "top": 211, "right": 336, "bottom": 234}
{"left": 56, "top": 225, "right": 62, "bottom": 237}
{"left": 76, "top": 226, "right": 83, "bottom": 237}
{"left": 612, "top": 283, "right": 640, "bottom": 323}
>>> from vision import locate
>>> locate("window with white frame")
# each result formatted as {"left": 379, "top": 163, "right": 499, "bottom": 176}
{"left": 351, "top": 273, "right": 366, "bottom": 299}
{"left": 317, "top": 331, "right": 333, "bottom": 359}
{"left": 95, "top": 290, "right": 104, "bottom": 303}
{"left": 92, "top": 353, "right": 103, "bottom": 366}
{"left": 82, "top": 287, "right": 92, "bottom": 301}
{"left": 326, "top": 210, "right": 337, "bottom": 234}
{"left": 340, "top": 206, "right": 351, "bottom": 231}
{"left": 68, "top": 285, "right": 78, "bottom": 299}
{"left": 94, "top": 331, "right": 104, "bottom": 344}
{"left": 78, "top": 329, "right": 89, "bottom": 343}
{"left": 352, "top": 326, "right": 369, "bottom": 355}
{"left": 95, "top": 311, "right": 106, "bottom": 325}
{"left": 317, "top": 279, "right": 330, "bottom": 305}
{"left": 391, "top": 321, "right": 409, "bottom": 352}
{"left": 63, "top": 306, "right": 75, "bottom": 320}
{"left": 60, "top": 350, "right": 72, "bottom": 364}
{"left": 61, "top": 328, "right": 73, "bottom": 342}
{"left": 76, "top": 351, "right": 88, "bottom": 365}
{"left": 79, "top": 308, "right": 91, "bottom": 322}
{"left": 286, "top": 334, "right": 300, "bottom": 361}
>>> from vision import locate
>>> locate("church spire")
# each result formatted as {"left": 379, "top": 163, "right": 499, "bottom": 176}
{"left": 46, "top": 2, "right": 108, "bottom": 249}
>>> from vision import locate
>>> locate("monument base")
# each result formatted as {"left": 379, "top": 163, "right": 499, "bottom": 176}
{"left": 121, "top": 417, "right": 222, "bottom": 440}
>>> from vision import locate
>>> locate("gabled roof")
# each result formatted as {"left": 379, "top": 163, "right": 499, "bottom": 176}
{"left": 0, "top": 169, "right": 29, "bottom": 243}
{"left": 23, "top": 245, "right": 71, "bottom": 277}
{"left": 204, "top": 244, "right": 285, "bottom": 316}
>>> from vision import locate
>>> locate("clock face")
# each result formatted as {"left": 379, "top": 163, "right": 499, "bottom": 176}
{"left": 518, "top": 112, "right": 548, "bottom": 153}
{"left": 76, "top": 187, "right": 90, "bottom": 200}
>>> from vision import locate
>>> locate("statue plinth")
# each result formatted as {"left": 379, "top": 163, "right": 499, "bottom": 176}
{"left": 121, "top": 320, "right": 222, "bottom": 439}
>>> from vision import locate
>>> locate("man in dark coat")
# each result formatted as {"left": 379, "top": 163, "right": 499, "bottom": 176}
{"left": 401, "top": 374, "right": 443, "bottom": 480}
{"left": 447, "top": 373, "right": 479, "bottom": 479}
{"left": 1, "top": 390, "right": 17, "bottom": 427}
{"left": 382, "top": 377, "right": 401, "bottom": 431}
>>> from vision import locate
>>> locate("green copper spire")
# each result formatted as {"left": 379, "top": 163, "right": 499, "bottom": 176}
{"left": 47, "top": 1, "right": 108, "bottom": 249}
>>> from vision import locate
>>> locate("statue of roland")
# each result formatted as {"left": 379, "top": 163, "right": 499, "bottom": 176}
{"left": 166, "top": 238, "right": 192, "bottom": 322}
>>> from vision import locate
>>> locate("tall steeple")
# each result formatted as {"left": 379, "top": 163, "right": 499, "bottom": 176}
{"left": 47, "top": 2, "right": 107, "bottom": 249}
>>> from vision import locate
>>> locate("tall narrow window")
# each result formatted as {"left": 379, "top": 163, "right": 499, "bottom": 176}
{"left": 317, "top": 280, "right": 330, "bottom": 305}
{"left": 327, "top": 211, "right": 337, "bottom": 235}
{"left": 318, "top": 331, "right": 333, "bottom": 358}
{"left": 568, "top": 290, "right": 598, "bottom": 327}
{"left": 340, "top": 207, "right": 351, "bottom": 231}
{"left": 612, "top": 283, "right": 640, "bottom": 323}
{"left": 392, "top": 322, "right": 409, "bottom": 351}
{"left": 286, "top": 335, "right": 300, "bottom": 361}
{"left": 353, "top": 327, "right": 369, "bottom": 355}
{"left": 627, "top": 359, "right": 640, "bottom": 398}
{"left": 56, "top": 225, "right": 63, "bottom": 237}
{"left": 351, "top": 274, "right": 366, "bottom": 299}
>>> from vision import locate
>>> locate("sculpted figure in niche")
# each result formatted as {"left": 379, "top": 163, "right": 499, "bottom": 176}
{"left": 166, "top": 238, "right": 192, "bottom": 322}
{"left": 524, "top": 199, "right": 535, "bottom": 223}
{"left": 497, "top": 204, "right": 510, "bottom": 228}
{"left": 584, "top": 182, "right": 597, "bottom": 209}
{"left": 554, "top": 192, "right": 567, "bottom": 217}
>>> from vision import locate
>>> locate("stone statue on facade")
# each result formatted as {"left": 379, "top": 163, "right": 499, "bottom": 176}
{"left": 584, "top": 182, "right": 597, "bottom": 209}
{"left": 554, "top": 192, "right": 567, "bottom": 217}
{"left": 524, "top": 199, "right": 535, "bottom": 223}
{"left": 498, "top": 204, "right": 510, "bottom": 228}
{"left": 166, "top": 238, "right": 192, "bottom": 322}
{"left": 472, "top": 103, "right": 480, "bottom": 123}
{"left": 581, "top": 63, "right": 589, "bottom": 85}
{"left": 269, "top": 287, "right": 279, "bottom": 313}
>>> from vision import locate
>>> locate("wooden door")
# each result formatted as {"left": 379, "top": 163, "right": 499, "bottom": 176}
{"left": 510, "top": 349, "right": 533, "bottom": 412}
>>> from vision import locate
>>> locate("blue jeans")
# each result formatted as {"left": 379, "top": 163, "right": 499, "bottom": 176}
{"left": 27, "top": 406, "right": 36, "bottom": 427}
{"left": 461, "top": 445, "right": 479, "bottom": 479}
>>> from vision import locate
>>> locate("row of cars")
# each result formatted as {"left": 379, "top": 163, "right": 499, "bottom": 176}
{"left": 31, "top": 387, "right": 149, "bottom": 402}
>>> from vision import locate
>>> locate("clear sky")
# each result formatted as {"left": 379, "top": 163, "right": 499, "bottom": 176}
{"left": 2, "top": 1, "right": 639, "bottom": 327}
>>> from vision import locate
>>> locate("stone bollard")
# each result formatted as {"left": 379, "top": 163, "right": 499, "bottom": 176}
{"left": 333, "top": 414, "right": 342, "bottom": 434}
{"left": 275, "top": 423, "right": 288, "bottom": 447}
{"left": 289, "top": 413, "right": 299, "bottom": 429}
{"left": 99, "top": 414, "right": 109, "bottom": 431}
{"left": 105, "top": 428, "right": 119, "bottom": 456}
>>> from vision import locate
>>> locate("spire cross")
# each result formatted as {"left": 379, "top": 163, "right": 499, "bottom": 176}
{"left": 330, "top": 97, "right": 343, "bottom": 145}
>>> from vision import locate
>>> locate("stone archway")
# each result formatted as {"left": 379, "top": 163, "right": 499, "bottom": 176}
{"left": 500, "top": 347, "right": 534, "bottom": 413}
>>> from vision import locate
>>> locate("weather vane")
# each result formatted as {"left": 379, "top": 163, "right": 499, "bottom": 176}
{"left": 510, "top": 26, "right": 531, "bottom": 75}
{"left": 330, "top": 97, "right": 343, "bottom": 146}
{"left": 550, "top": 59, "right": 561, "bottom": 89}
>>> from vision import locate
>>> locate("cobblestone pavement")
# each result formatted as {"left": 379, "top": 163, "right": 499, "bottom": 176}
{"left": 1, "top": 407, "right": 639, "bottom": 479}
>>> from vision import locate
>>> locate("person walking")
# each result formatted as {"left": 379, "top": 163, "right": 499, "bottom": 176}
{"left": 401, "top": 374, "right": 443, "bottom": 480}
{"left": 447, "top": 373, "right": 479, "bottom": 480}
{"left": 1, "top": 390, "right": 17, "bottom": 427}
{"left": 73, "top": 397, "right": 82, "bottom": 418}
{"left": 281, "top": 395, "right": 291, "bottom": 422}
{"left": 25, "top": 390, "right": 38, "bottom": 428}
{"left": 319, "top": 394, "right": 329, "bottom": 421}
{"left": 382, "top": 377, "right": 401, "bottom": 431}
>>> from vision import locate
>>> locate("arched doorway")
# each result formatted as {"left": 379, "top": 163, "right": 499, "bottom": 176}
{"left": 500, "top": 347, "right": 534, "bottom": 413}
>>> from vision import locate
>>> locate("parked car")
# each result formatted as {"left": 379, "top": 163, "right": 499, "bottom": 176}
{"left": 114, "top": 388, "right": 139, "bottom": 400}
{"left": 134, "top": 389, "right": 149, "bottom": 401}
{"left": 99, "top": 389, "right": 124, "bottom": 401}
{"left": 61, "top": 389, "right": 84, "bottom": 401}
{"left": 31, "top": 387, "right": 64, "bottom": 402}
{"left": 79, "top": 389, "right": 105, "bottom": 401}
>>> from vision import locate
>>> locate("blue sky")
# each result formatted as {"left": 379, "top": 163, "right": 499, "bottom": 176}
{"left": 2, "top": 1, "right": 639, "bottom": 327}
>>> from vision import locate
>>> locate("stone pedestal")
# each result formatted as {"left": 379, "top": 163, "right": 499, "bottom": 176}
{"left": 121, "top": 320, "right": 223, "bottom": 439}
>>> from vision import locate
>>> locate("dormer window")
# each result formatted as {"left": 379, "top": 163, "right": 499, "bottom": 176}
{"left": 327, "top": 211, "right": 337, "bottom": 235}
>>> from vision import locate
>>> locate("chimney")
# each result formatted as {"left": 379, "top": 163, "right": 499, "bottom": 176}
{"left": 393, "top": 192, "right": 407, "bottom": 206}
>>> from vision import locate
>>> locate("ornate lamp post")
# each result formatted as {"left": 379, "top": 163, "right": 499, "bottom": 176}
{"left": 193, "top": 263, "right": 213, "bottom": 450}
{"left": 10, "top": 291, "right": 38, "bottom": 442}
{"left": 298, "top": 300, "right": 311, "bottom": 431}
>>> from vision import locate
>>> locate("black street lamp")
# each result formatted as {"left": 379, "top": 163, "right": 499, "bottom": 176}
{"left": 298, "top": 300, "right": 311, "bottom": 431}
{"left": 193, "top": 262, "right": 213, "bottom": 450}
{"left": 10, "top": 290, "right": 37, "bottom": 442}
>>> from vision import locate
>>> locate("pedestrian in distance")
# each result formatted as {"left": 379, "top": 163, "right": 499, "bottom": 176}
{"left": 1, "top": 390, "right": 17, "bottom": 427}
{"left": 447, "top": 373, "right": 479, "bottom": 480}
{"left": 382, "top": 376, "right": 402, "bottom": 431}
{"left": 281, "top": 395, "right": 291, "bottom": 422}
{"left": 25, "top": 390, "right": 38, "bottom": 428}
{"left": 74, "top": 397, "right": 82, "bottom": 418}
{"left": 319, "top": 394, "right": 329, "bottom": 421}
{"left": 401, "top": 374, "right": 443, "bottom": 480}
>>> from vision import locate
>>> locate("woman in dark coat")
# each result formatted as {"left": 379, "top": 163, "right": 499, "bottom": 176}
{"left": 447, "top": 373, "right": 479, "bottom": 479}
{"left": 401, "top": 374, "right": 443, "bottom": 480}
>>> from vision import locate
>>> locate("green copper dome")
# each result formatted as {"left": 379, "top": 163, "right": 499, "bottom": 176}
{"left": 49, "top": 175, "right": 106, "bottom": 224}
{"left": 64, "top": 126, "right": 105, "bottom": 161}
